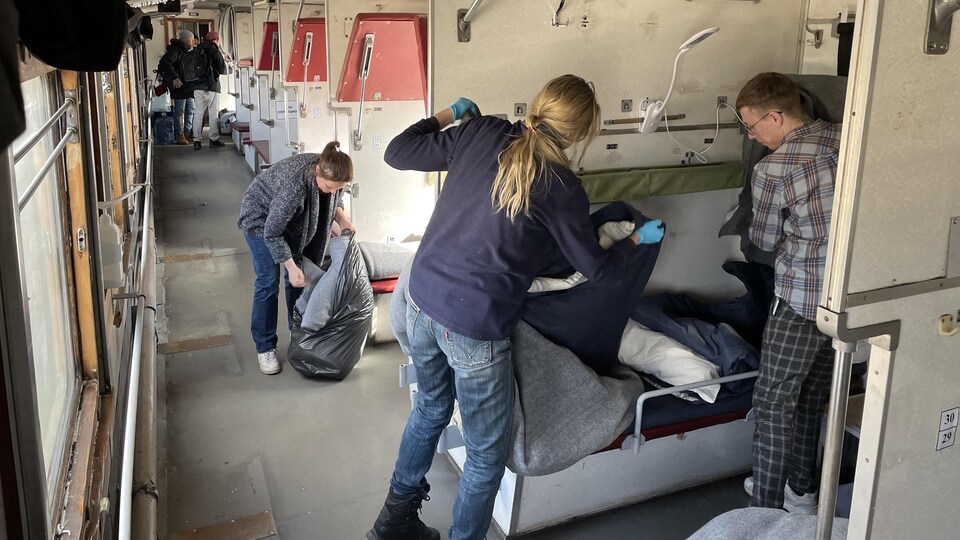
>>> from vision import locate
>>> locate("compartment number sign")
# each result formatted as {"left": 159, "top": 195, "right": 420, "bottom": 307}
{"left": 937, "top": 407, "right": 959, "bottom": 451}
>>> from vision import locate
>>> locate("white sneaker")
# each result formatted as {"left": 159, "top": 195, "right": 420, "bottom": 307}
{"left": 257, "top": 349, "right": 281, "bottom": 375}
{"left": 743, "top": 476, "right": 819, "bottom": 514}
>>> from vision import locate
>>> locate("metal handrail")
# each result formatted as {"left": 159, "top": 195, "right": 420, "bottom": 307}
{"left": 622, "top": 370, "right": 760, "bottom": 453}
{"left": 461, "top": 0, "right": 484, "bottom": 26}
{"left": 255, "top": 74, "right": 274, "bottom": 126}
{"left": 816, "top": 343, "right": 855, "bottom": 540}
{"left": 97, "top": 184, "right": 145, "bottom": 209}
{"left": 118, "top": 112, "right": 153, "bottom": 540}
{"left": 13, "top": 97, "right": 75, "bottom": 164}
{"left": 17, "top": 127, "right": 76, "bottom": 212}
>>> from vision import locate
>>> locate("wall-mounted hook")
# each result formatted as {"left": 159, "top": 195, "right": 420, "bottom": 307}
{"left": 551, "top": 0, "right": 568, "bottom": 27}
{"left": 937, "top": 313, "right": 960, "bottom": 337}
{"left": 458, "top": 0, "right": 484, "bottom": 42}
{"left": 805, "top": 24, "right": 824, "bottom": 48}
{"left": 925, "top": 0, "right": 959, "bottom": 54}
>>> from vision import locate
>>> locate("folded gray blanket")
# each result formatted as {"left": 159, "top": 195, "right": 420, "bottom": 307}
{"left": 358, "top": 241, "right": 415, "bottom": 280}
{"left": 392, "top": 263, "right": 644, "bottom": 476}
{"left": 509, "top": 321, "right": 644, "bottom": 475}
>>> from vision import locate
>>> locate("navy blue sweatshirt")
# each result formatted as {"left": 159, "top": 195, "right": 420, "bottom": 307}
{"left": 385, "top": 116, "right": 635, "bottom": 341}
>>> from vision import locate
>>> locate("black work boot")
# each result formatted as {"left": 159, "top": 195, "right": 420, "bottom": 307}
{"left": 365, "top": 483, "right": 440, "bottom": 540}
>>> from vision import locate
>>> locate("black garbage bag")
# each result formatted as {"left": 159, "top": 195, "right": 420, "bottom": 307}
{"left": 288, "top": 233, "right": 374, "bottom": 380}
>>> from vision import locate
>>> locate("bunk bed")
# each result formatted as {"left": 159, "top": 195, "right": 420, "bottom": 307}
{"left": 378, "top": 161, "right": 766, "bottom": 536}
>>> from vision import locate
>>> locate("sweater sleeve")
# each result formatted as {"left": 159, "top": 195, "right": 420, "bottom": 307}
{"left": 539, "top": 172, "right": 633, "bottom": 283}
{"left": 263, "top": 178, "right": 306, "bottom": 263}
{"left": 384, "top": 117, "right": 463, "bottom": 172}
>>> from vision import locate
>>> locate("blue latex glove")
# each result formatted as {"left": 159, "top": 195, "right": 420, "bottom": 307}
{"left": 450, "top": 97, "right": 480, "bottom": 121}
{"left": 635, "top": 219, "right": 665, "bottom": 245}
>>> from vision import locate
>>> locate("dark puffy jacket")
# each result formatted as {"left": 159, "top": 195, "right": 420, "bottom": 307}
{"left": 157, "top": 39, "right": 200, "bottom": 99}
{"left": 198, "top": 40, "right": 227, "bottom": 93}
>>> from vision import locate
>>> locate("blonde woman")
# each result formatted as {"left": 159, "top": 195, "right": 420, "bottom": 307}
{"left": 366, "top": 75, "right": 663, "bottom": 540}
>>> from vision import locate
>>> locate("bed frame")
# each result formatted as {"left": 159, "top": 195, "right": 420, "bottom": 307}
{"left": 400, "top": 364, "right": 758, "bottom": 537}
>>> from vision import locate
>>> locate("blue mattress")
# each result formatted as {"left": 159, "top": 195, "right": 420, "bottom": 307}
{"left": 632, "top": 382, "right": 754, "bottom": 432}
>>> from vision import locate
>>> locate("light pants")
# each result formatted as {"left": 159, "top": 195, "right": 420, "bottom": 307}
{"left": 192, "top": 90, "right": 220, "bottom": 142}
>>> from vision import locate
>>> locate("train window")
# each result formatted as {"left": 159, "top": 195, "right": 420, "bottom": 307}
{"left": 165, "top": 17, "right": 214, "bottom": 43}
{"left": 12, "top": 74, "right": 80, "bottom": 518}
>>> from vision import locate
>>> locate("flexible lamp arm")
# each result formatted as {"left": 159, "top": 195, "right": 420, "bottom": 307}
{"left": 639, "top": 27, "right": 718, "bottom": 135}
{"left": 660, "top": 48, "right": 688, "bottom": 111}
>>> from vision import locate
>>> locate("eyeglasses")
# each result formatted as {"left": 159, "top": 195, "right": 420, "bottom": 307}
{"left": 740, "top": 110, "right": 781, "bottom": 135}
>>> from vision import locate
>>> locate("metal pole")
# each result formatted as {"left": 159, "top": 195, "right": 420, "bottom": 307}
{"left": 249, "top": 1, "right": 258, "bottom": 71}
{"left": 461, "top": 0, "right": 484, "bottom": 25}
{"left": 17, "top": 128, "right": 76, "bottom": 212}
{"left": 12, "top": 97, "right": 74, "bottom": 163}
{"left": 816, "top": 339, "right": 856, "bottom": 540}
{"left": 118, "top": 121, "right": 154, "bottom": 540}
{"left": 0, "top": 151, "right": 49, "bottom": 539}
{"left": 130, "top": 210, "right": 157, "bottom": 540}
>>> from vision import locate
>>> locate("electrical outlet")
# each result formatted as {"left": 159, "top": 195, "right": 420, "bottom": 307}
{"left": 704, "top": 138, "right": 715, "bottom": 144}
{"left": 717, "top": 96, "right": 728, "bottom": 108}
{"left": 621, "top": 100, "right": 633, "bottom": 113}
{"left": 514, "top": 103, "right": 527, "bottom": 116}
{"left": 606, "top": 143, "right": 618, "bottom": 150}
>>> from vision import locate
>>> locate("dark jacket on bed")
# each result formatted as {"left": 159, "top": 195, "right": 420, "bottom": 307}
{"left": 385, "top": 116, "right": 636, "bottom": 341}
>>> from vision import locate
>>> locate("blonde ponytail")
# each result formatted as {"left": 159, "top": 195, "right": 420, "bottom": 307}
{"left": 491, "top": 75, "right": 601, "bottom": 221}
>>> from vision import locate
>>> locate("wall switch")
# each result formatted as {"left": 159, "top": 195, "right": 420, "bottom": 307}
{"left": 514, "top": 103, "right": 527, "bottom": 116}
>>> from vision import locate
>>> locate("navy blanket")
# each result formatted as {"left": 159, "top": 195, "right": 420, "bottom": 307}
{"left": 631, "top": 261, "right": 774, "bottom": 394}
{"left": 520, "top": 202, "right": 662, "bottom": 375}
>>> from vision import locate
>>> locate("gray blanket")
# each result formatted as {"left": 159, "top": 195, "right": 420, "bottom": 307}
{"left": 296, "top": 235, "right": 348, "bottom": 331}
{"left": 687, "top": 508, "right": 848, "bottom": 540}
{"left": 358, "top": 241, "right": 415, "bottom": 280}
{"left": 392, "top": 261, "right": 644, "bottom": 477}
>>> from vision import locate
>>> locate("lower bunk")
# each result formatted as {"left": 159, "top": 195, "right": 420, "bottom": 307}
{"left": 417, "top": 370, "right": 757, "bottom": 538}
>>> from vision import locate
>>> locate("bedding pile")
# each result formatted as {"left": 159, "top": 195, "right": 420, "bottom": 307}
{"left": 390, "top": 203, "right": 772, "bottom": 476}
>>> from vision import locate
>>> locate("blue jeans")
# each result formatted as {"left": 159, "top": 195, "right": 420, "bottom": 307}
{"left": 390, "top": 294, "right": 513, "bottom": 540}
{"left": 245, "top": 233, "right": 302, "bottom": 353}
{"left": 173, "top": 97, "right": 195, "bottom": 137}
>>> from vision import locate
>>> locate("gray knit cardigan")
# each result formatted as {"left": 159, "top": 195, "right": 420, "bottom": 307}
{"left": 237, "top": 153, "right": 344, "bottom": 264}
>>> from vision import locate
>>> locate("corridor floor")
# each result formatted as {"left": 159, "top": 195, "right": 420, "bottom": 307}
{"left": 154, "top": 143, "right": 748, "bottom": 540}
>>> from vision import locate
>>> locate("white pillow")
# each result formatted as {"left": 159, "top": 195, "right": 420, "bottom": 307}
{"left": 618, "top": 320, "right": 721, "bottom": 403}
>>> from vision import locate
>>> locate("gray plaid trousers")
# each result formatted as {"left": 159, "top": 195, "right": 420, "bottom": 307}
{"left": 751, "top": 300, "right": 834, "bottom": 508}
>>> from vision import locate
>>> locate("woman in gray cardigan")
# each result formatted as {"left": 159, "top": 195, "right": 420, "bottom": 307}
{"left": 238, "top": 141, "right": 354, "bottom": 374}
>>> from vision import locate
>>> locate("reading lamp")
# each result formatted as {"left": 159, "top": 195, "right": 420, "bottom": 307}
{"left": 640, "top": 27, "right": 720, "bottom": 135}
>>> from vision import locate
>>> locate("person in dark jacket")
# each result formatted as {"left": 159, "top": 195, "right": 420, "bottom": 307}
{"left": 237, "top": 142, "right": 355, "bottom": 375}
{"left": 191, "top": 30, "right": 227, "bottom": 150}
{"left": 157, "top": 30, "right": 199, "bottom": 144}
{"left": 365, "top": 75, "right": 665, "bottom": 540}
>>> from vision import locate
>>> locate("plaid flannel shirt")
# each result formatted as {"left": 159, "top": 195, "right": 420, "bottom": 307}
{"left": 750, "top": 119, "right": 841, "bottom": 320}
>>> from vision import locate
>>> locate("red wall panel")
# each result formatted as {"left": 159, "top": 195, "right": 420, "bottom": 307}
{"left": 286, "top": 18, "right": 328, "bottom": 83}
{"left": 335, "top": 13, "right": 427, "bottom": 103}
{"left": 258, "top": 21, "right": 280, "bottom": 71}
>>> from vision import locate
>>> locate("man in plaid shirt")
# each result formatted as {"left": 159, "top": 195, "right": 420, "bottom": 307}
{"left": 736, "top": 73, "right": 841, "bottom": 513}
